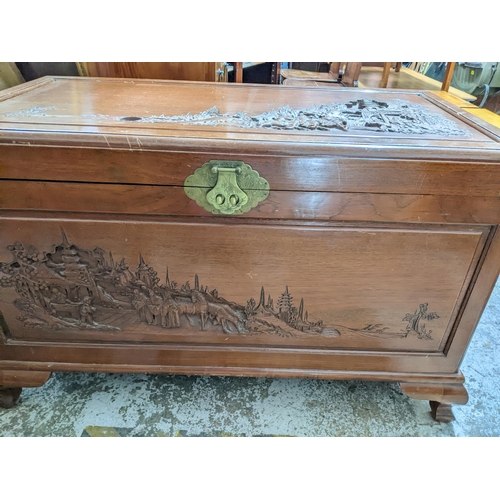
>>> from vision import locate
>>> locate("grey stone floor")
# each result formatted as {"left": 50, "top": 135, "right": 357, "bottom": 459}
{"left": 1, "top": 280, "right": 499, "bottom": 437}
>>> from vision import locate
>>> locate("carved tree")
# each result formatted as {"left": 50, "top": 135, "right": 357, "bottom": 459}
{"left": 402, "top": 303, "right": 439, "bottom": 340}
{"left": 288, "top": 306, "right": 299, "bottom": 329}
{"left": 277, "top": 286, "right": 293, "bottom": 324}
{"left": 267, "top": 295, "right": 274, "bottom": 311}
{"left": 245, "top": 298, "right": 256, "bottom": 316}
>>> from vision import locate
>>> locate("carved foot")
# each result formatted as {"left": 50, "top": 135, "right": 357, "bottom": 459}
{"left": 429, "top": 401, "right": 455, "bottom": 423}
{"left": 0, "top": 370, "right": 52, "bottom": 408}
{"left": 400, "top": 374, "right": 468, "bottom": 423}
{"left": 0, "top": 387, "right": 22, "bottom": 409}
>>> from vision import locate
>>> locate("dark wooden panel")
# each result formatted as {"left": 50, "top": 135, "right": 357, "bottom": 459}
{"left": 0, "top": 342, "right": 460, "bottom": 375}
{"left": 2, "top": 180, "right": 500, "bottom": 224}
{"left": 2, "top": 145, "right": 500, "bottom": 197}
{"left": 446, "top": 227, "right": 500, "bottom": 364}
{"left": 0, "top": 369, "right": 51, "bottom": 387}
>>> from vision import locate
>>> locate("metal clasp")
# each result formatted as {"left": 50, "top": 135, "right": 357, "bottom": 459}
{"left": 183, "top": 160, "right": 270, "bottom": 215}
{"left": 206, "top": 165, "right": 248, "bottom": 214}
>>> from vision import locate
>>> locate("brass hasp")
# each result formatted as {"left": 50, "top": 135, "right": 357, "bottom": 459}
{"left": 184, "top": 160, "right": 270, "bottom": 215}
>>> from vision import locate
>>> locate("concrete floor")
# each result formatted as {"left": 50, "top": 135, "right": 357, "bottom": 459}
{"left": 1, "top": 279, "right": 499, "bottom": 437}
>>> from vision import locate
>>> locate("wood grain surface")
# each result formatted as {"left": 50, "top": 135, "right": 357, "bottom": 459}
{"left": 2, "top": 145, "right": 500, "bottom": 197}
{"left": 1, "top": 77, "right": 499, "bottom": 419}
{"left": 2, "top": 181, "right": 500, "bottom": 224}
{"left": 0, "top": 217, "right": 488, "bottom": 352}
{"left": 0, "top": 78, "right": 495, "bottom": 156}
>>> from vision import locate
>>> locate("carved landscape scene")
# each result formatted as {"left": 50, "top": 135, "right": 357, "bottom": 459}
{"left": 0, "top": 229, "right": 438, "bottom": 343}
{"left": 3, "top": 98, "right": 469, "bottom": 137}
{"left": 134, "top": 98, "right": 468, "bottom": 136}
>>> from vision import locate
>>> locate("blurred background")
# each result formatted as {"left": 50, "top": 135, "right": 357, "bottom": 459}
{"left": 1, "top": 62, "right": 499, "bottom": 113}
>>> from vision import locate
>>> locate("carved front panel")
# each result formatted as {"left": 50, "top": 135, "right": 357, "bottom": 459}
{"left": 0, "top": 218, "right": 487, "bottom": 353}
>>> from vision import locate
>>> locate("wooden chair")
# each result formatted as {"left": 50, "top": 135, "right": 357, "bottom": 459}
{"left": 282, "top": 62, "right": 362, "bottom": 87}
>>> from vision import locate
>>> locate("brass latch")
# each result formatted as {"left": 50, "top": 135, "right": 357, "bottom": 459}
{"left": 184, "top": 160, "right": 270, "bottom": 215}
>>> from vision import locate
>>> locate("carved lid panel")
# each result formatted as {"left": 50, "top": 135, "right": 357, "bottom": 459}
{"left": 0, "top": 77, "right": 499, "bottom": 158}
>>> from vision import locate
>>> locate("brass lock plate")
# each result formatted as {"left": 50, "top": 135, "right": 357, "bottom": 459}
{"left": 184, "top": 160, "right": 270, "bottom": 215}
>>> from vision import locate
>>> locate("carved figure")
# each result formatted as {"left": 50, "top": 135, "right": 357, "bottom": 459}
{"left": 145, "top": 290, "right": 162, "bottom": 326}
{"left": 160, "top": 290, "right": 181, "bottom": 328}
{"left": 79, "top": 296, "right": 96, "bottom": 325}
{"left": 50, "top": 287, "right": 67, "bottom": 304}
{"left": 132, "top": 289, "right": 149, "bottom": 322}
{"left": 189, "top": 289, "right": 208, "bottom": 329}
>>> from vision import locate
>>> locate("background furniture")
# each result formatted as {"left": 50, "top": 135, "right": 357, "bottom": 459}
{"left": 282, "top": 62, "right": 401, "bottom": 88}
{"left": 84, "top": 62, "right": 229, "bottom": 82}
{"left": 227, "top": 63, "right": 280, "bottom": 84}
{"left": 358, "top": 64, "right": 475, "bottom": 101}
{"left": 0, "top": 62, "right": 25, "bottom": 91}
{"left": 282, "top": 62, "right": 362, "bottom": 87}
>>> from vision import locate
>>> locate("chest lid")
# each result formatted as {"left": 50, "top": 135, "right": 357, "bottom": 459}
{"left": 0, "top": 76, "right": 499, "bottom": 158}
{"left": 1, "top": 76, "right": 500, "bottom": 210}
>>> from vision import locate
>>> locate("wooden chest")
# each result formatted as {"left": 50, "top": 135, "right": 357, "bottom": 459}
{"left": 1, "top": 77, "right": 500, "bottom": 421}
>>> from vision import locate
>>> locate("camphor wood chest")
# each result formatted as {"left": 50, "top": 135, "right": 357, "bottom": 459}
{"left": 1, "top": 77, "right": 500, "bottom": 421}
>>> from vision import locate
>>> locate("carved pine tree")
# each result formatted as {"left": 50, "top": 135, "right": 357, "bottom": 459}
{"left": 288, "top": 306, "right": 299, "bottom": 328}
{"left": 267, "top": 294, "right": 274, "bottom": 311}
{"left": 277, "top": 286, "right": 293, "bottom": 324}
{"left": 245, "top": 297, "right": 256, "bottom": 316}
{"left": 298, "top": 298, "right": 304, "bottom": 321}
